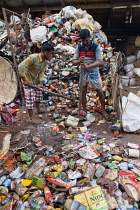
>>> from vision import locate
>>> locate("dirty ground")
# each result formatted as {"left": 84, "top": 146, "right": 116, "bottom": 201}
{"left": 0, "top": 106, "right": 139, "bottom": 147}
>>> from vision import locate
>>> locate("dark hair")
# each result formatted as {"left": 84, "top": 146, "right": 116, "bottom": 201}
{"left": 41, "top": 43, "right": 54, "bottom": 52}
{"left": 80, "top": 29, "right": 90, "bottom": 39}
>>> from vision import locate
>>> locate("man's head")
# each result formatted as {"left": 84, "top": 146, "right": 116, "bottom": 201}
{"left": 80, "top": 29, "right": 91, "bottom": 47}
{"left": 41, "top": 43, "right": 54, "bottom": 60}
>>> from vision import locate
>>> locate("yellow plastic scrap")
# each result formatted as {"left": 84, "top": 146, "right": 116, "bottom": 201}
{"left": 65, "top": 134, "right": 75, "bottom": 138}
{"left": 22, "top": 165, "right": 28, "bottom": 170}
{"left": 21, "top": 193, "right": 30, "bottom": 202}
{"left": 22, "top": 179, "right": 32, "bottom": 186}
{"left": 45, "top": 165, "right": 64, "bottom": 178}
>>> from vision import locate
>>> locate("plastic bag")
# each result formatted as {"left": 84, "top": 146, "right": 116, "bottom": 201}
{"left": 83, "top": 13, "right": 94, "bottom": 23}
{"left": 30, "top": 26, "right": 48, "bottom": 44}
{"left": 78, "top": 145, "right": 100, "bottom": 159}
{"left": 59, "top": 6, "right": 76, "bottom": 19}
{"left": 0, "top": 20, "right": 4, "bottom": 27}
{"left": 93, "top": 21, "right": 102, "bottom": 32}
{"left": 64, "top": 21, "right": 72, "bottom": 31}
{"left": 10, "top": 167, "right": 25, "bottom": 179}
{"left": 0, "top": 107, "right": 17, "bottom": 125}
{"left": 50, "top": 14, "right": 63, "bottom": 24}
{"left": 20, "top": 152, "right": 33, "bottom": 161}
{"left": 74, "top": 9, "right": 86, "bottom": 19}
{"left": 15, "top": 200, "right": 24, "bottom": 210}
{"left": 98, "top": 30, "right": 108, "bottom": 45}
{"left": 72, "top": 17, "right": 94, "bottom": 33}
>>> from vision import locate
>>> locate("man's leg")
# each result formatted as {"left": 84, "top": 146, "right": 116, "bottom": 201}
{"left": 24, "top": 86, "right": 40, "bottom": 123}
{"left": 24, "top": 86, "right": 34, "bottom": 120}
{"left": 28, "top": 109, "right": 34, "bottom": 120}
{"left": 96, "top": 89, "right": 106, "bottom": 115}
{"left": 34, "top": 88, "right": 44, "bottom": 114}
{"left": 35, "top": 101, "right": 40, "bottom": 112}
{"left": 82, "top": 85, "right": 87, "bottom": 112}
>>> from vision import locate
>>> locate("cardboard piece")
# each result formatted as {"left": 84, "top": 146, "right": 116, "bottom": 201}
{"left": 74, "top": 186, "right": 108, "bottom": 210}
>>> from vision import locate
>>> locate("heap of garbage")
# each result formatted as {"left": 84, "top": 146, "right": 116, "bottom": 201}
{"left": 0, "top": 5, "right": 116, "bottom": 126}
{"left": 0, "top": 126, "right": 140, "bottom": 209}
{"left": 2, "top": 6, "right": 140, "bottom": 210}
{"left": 0, "top": 6, "right": 114, "bottom": 64}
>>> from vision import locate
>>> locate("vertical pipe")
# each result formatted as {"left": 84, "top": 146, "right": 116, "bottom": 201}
{"left": 2, "top": 7, "right": 24, "bottom": 103}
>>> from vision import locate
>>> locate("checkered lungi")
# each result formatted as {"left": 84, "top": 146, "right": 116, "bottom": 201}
{"left": 24, "top": 85, "right": 42, "bottom": 110}
{"left": 80, "top": 71, "right": 102, "bottom": 90}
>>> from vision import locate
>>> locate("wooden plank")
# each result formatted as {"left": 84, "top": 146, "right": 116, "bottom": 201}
{"left": 1, "top": 1, "right": 140, "bottom": 14}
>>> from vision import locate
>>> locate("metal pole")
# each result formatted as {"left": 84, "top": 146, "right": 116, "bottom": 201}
{"left": 78, "top": 73, "right": 83, "bottom": 116}
{"left": 28, "top": 84, "right": 74, "bottom": 102}
{"left": 2, "top": 7, "right": 24, "bottom": 103}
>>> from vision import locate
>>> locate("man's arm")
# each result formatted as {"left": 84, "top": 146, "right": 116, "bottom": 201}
{"left": 72, "top": 45, "right": 85, "bottom": 66}
{"left": 80, "top": 60, "right": 103, "bottom": 70}
{"left": 73, "top": 56, "right": 85, "bottom": 65}
{"left": 38, "top": 69, "right": 45, "bottom": 88}
{"left": 80, "top": 45, "right": 103, "bottom": 70}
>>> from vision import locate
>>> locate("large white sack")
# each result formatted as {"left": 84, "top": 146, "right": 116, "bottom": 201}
{"left": 120, "top": 75, "right": 129, "bottom": 86}
{"left": 126, "top": 55, "right": 137, "bottom": 64}
{"left": 122, "top": 92, "right": 140, "bottom": 132}
{"left": 137, "top": 50, "right": 140, "bottom": 59}
{"left": 133, "top": 68, "right": 140, "bottom": 77}
{"left": 30, "top": 26, "right": 48, "bottom": 44}
{"left": 124, "top": 64, "right": 134, "bottom": 73}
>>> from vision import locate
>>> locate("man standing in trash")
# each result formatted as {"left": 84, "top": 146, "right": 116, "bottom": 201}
{"left": 18, "top": 43, "right": 54, "bottom": 124}
{"left": 73, "top": 28, "right": 108, "bottom": 119}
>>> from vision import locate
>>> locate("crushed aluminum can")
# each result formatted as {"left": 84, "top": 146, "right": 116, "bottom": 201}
{"left": 71, "top": 110, "right": 78, "bottom": 116}
{"left": 66, "top": 116, "right": 79, "bottom": 128}
{"left": 95, "top": 165, "right": 105, "bottom": 178}
{"left": 82, "top": 121, "right": 91, "bottom": 127}
{"left": 32, "top": 176, "right": 45, "bottom": 188}
{"left": 51, "top": 126, "right": 59, "bottom": 136}
{"left": 47, "top": 106, "right": 55, "bottom": 112}
{"left": 53, "top": 114, "right": 61, "bottom": 119}
{"left": 45, "top": 151, "right": 50, "bottom": 156}
{"left": 86, "top": 113, "right": 95, "bottom": 122}
{"left": 58, "top": 121, "right": 65, "bottom": 130}
{"left": 55, "top": 118, "right": 63, "bottom": 123}
{"left": 129, "top": 149, "right": 140, "bottom": 158}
